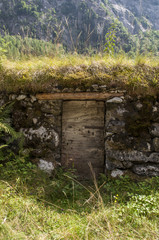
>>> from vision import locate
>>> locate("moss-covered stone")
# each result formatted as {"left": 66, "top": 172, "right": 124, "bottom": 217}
{"left": 125, "top": 97, "right": 155, "bottom": 137}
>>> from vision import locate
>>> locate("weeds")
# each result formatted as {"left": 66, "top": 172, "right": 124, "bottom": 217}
{"left": 0, "top": 160, "right": 159, "bottom": 239}
{"left": 0, "top": 34, "right": 65, "bottom": 60}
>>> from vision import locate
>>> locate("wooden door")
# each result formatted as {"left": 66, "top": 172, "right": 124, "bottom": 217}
{"left": 62, "top": 101, "right": 105, "bottom": 179}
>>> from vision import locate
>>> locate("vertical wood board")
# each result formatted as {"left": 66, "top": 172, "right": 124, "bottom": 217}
{"left": 62, "top": 101, "right": 105, "bottom": 178}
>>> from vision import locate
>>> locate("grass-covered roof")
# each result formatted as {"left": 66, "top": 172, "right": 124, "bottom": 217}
{"left": 0, "top": 54, "right": 159, "bottom": 95}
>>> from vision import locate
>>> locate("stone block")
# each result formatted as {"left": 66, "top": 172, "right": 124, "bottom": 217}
{"left": 106, "top": 120, "right": 125, "bottom": 133}
{"left": 38, "top": 159, "right": 54, "bottom": 175}
{"left": 16, "top": 95, "right": 27, "bottom": 101}
{"left": 107, "top": 97, "right": 123, "bottom": 104}
{"left": 111, "top": 169, "right": 124, "bottom": 178}
{"left": 107, "top": 150, "right": 159, "bottom": 163}
{"left": 30, "top": 95, "right": 37, "bottom": 103}
{"left": 106, "top": 159, "right": 132, "bottom": 170}
{"left": 33, "top": 118, "right": 38, "bottom": 124}
{"left": 150, "top": 123, "right": 159, "bottom": 137}
{"left": 153, "top": 138, "right": 159, "bottom": 151}
{"left": 133, "top": 165, "right": 159, "bottom": 176}
{"left": 21, "top": 126, "right": 59, "bottom": 147}
{"left": 136, "top": 102, "right": 143, "bottom": 110}
{"left": 106, "top": 107, "right": 127, "bottom": 123}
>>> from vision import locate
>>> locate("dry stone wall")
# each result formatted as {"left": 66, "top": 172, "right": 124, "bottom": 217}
{"left": 106, "top": 95, "right": 159, "bottom": 177}
{"left": 1, "top": 91, "right": 159, "bottom": 177}
{"left": 6, "top": 94, "right": 62, "bottom": 174}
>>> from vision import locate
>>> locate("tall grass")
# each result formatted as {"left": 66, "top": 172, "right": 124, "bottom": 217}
{"left": 1, "top": 33, "right": 159, "bottom": 64}
{"left": 0, "top": 33, "right": 159, "bottom": 95}
{"left": 0, "top": 133, "right": 159, "bottom": 239}
{"left": 0, "top": 34, "right": 65, "bottom": 59}
{"left": 0, "top": 163, "right": 159, "bottom": 240}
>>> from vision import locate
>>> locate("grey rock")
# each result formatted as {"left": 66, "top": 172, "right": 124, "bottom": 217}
{"left": 107, "top": 150, "right": 159, "bottom": 163}
{"left": 106, "top": 120, "right": 125, "bottom": 133}
{"left": 136, "top": 103, "right": 143, "bottom": 110}
{"left": 62, "top": 88, "right": 70, "bottom": 93}
{"left": 107, "top": 97, "right": 123, "bottom": 104}
{"left": 30, "top": 95, "right": 37, "bottom": 103}
{"left": 99, "top": 85, "right": 107, "bottom": 89}
{"left": 16, "top": 95, "right": 26, "bottom": 101}
{"left": 106, "top": 159, "right": 132, "bottom": 170}
{"left": 92, "top": 85, "right": 99, "bottom": 91}
{"left": 133, "top": 165, "right": 159, "bottom": 176}
{"left": 106, "top": 107, "right": 127, "bottom": 123}
{"left": 110, "top": 0, "right": 159, "bottom": 32}
{"left": 152, "top": 106, "right": 158, "bottom": 113}
{"left": 153, "top": 138, "right": 159, "bottom": 151}
{"left": 106, "top": 150, "right": 143, "bottom": 162}
{"left": 105, "top": 132, "right": 114, "bottom": 137}
{"left": 33, "top": 118, "right": 38, "bottom": 124}
{"left": 148, "top": 153, "right": 159, "bottom": 163}
{"left": 151, "top": 123, "right": 159, "bottom": 137}
{"left": 38, "top": 159, "right": 54, "bottom": 175}
{"left": 9, "top": 94, "right": 17, "bottom": 100}
{"left": 21, "top": 126, "right": 59, "bottom": 147}
{"left": 75, "top": 88, "right": 81, "bottom": 92}
{"left": 111, "top": 169, "right": 124, "bottom": 178}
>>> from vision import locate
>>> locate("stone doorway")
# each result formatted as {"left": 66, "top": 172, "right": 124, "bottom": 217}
{"left": 62, "top": 100, "right": 105, "bottom": 179}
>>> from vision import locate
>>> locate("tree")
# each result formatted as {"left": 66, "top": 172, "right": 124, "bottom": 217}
{"left": 104, "top": 22, "right": 117, "bottom": 55}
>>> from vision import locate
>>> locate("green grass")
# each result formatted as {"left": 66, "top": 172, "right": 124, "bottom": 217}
{"left": 0, "top": 162, "right": 159, "bottom": 240}
{"left": 0, "top": 34, "right": 64, "bottom": 60}
{"left": 0, "top": 53, "right": 159, "bottom": 94}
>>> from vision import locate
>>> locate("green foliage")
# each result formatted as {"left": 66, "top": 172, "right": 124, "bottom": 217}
{"left": 0, "top": 102, "right": 24, "bottom": 173}
{"left": 0, "top": 0, "right": 159, "bottom": 54}
{"left": 100, "top": 174, "right": 159, "bottom": 201}
{"left": 0, "top": 35, "right": 9, "bottom": 66}
{"left": 104, "top": 21, "right": 117, "bottom": 55}
{"left": 136, "top": 30, "right": 159, "bottom": 56}
{"left": 104, "top": 20, "right": 137, "bottom": 55}
{"left": 0, "top": 103, "right": 19, "bottom": 139}
{"left": 0, "top": 153, "right": 36, "bottom": 179}
{"left": 0, "top": 34, "right": 65, "bottom": 59}
{"left": 127, "top": 193, "right": 159, "bottom": 216}
{"left": 0, "top": 165, "right": 159, "bottom": 239}
{"left": 15, "top": 1, "right": 32, "bottom": 15}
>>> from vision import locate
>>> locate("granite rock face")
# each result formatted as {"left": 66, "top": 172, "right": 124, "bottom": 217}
{"left": 110, "top": 0, "right": 159, "bottom": 33}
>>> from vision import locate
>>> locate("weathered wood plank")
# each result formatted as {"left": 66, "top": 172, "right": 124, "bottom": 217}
{"left": 62, "top": 101, "right": 105, "bottom": 179}
{"left": 36, "top": 92, "right": 123, "bottom": 100}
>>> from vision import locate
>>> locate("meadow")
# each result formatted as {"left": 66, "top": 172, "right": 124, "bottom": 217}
{"left": 0, "top": 163, "right": 159, "bottom": 240}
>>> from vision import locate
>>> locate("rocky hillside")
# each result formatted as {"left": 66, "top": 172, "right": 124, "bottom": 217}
{"left": 110, "top": 0, "right": 159, "bottom": 33}
{"left": 0, "top": 0, "right": 159, "bottom": 52}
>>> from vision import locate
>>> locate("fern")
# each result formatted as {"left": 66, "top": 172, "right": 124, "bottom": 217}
{"left": 0, "top": 144, "right": 7, "bottom": 149}
{"left": 0, "top": 122, "right": 18, "bottom": 138}
{"left": 0, "top": 102, "right": 22, "bottom": 146}
{"left": 0, "top": 102, "right": 14, "bottom": 123}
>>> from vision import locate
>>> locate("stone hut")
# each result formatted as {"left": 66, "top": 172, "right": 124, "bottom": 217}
{"left": 1, "top": 62, "right": 159, "bottom": 178}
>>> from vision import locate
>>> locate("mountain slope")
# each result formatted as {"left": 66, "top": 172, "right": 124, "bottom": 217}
{"left": 0, "top": 0, "right": 159, "bottom": 52}
{"left": 110, "top": 0, "right": 159, "bottom": 33}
